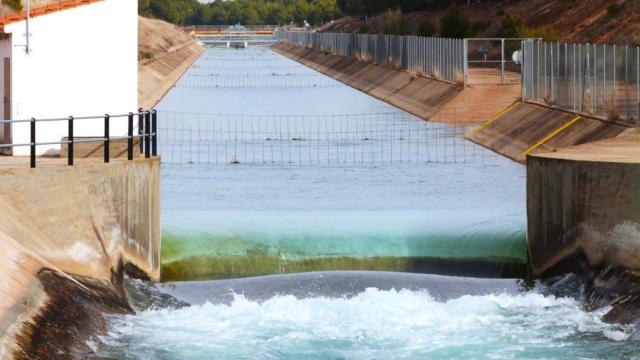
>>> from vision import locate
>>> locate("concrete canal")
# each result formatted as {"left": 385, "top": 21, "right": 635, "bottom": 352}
{"left": 95, "top": 47, "right": 639, "bottom": 358}
{"left": 156, "top": 47, "right": 527, "bottom": 281}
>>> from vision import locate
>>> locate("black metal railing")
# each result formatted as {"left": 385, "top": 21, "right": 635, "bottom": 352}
{"left": 0, "top": 109, "right": 158, "bottom": 168}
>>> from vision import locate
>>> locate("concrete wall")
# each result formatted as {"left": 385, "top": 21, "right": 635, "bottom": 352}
{"left": 527, "top": 138, "right": 640, "bottom": 279}
{"left": 272, "top": 42, "right": 462, "bottom": 121}
{"left": 0, "top": 157, "right": 160, "bottom": 357}
{"left": 3, "top": 0, "right": 138, "bottom": 155}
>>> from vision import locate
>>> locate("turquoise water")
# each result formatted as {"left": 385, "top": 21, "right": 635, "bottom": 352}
{"left": 95, "top": 273, "right": 637, "bottom": 359}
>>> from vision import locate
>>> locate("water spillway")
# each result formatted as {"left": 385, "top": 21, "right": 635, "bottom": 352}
{"left": 155, "top": 47, "right": 527, "bottom": 281}
{"left": 91, "top": 46, "right": 640, "bottom": 359}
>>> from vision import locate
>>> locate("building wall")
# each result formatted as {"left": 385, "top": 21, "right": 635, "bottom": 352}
{"left": 3, "top": 0, "right": 138, "bottom": 155}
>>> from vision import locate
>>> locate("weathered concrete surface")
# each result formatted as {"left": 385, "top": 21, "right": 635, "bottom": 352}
{"left": 272, "top": 42, "right": 462, "bottom": 122}
{"left": 138, "top": 16, "right": 204, "bottom": 109}
{"left": 272, "top": 42, "right": 520, "bottom": 125}
{"left": 432, "top": 68, "right": 521, "bottom": 125}
{"left": 467, "top": 102, "right": 629, "bottom": 163}
{"left": 139, "top": 41, "right": 203, "bottom": 109}
{"left": 60, "top": 138, "right": 142, "bottom": 159}
{"left": 0, "top": 157, "right": 160, "bottom": 358}
{"left": 527, "top": 137, "right": 640, "bottom": 322}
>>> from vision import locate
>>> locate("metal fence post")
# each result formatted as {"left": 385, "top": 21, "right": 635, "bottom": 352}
{"left": 152, "top": 109, "right": 158, "bottom": 156}
{"left": 138, "top": 108, "right": 144, "bottom": 155}
{"left": 144, "top": 110, "right": 151, "bottom": 158}
{"left": 104, "top": 114, "right": 110, "bottom": 163}
{"left": 501, "top": 38, "right": 505, "bottom": 84}
{"left": 463, "top": 38, "right": 468, "bottom": 87}
{"left": 127, "top": 112, "right": 134, "bottom": 161}
{"left": 68, "top": 116, "right": 74, "bottom": 166}
{"left": 613, "top": 44, "right": 616, "bottom": 116}
{"left": 30, "top": 118, "right": 36, "bottom": 168}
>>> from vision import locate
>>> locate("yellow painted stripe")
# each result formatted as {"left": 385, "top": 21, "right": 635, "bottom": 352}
{"left": 466, "top": 101, "right": 520, "bottom": 138}
{"left": 522, "top": 115, "right": 582, "bottom": 157}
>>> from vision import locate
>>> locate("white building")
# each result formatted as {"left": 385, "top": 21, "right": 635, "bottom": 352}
{"left": 0, "top": 0, "right": 138, "bottom": 155}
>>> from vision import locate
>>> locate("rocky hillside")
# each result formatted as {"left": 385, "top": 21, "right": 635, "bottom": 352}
{"left": 321, "top": 0, "right": 640, "bottom": 45}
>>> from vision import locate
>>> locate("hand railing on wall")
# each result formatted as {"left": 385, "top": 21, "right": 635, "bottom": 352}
{"left": 0, "top": 109, "right": 158, "bottom": 168}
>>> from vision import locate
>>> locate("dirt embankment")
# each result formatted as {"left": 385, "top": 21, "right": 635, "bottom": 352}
{"left": 138, "top": 16, "right": 204, "bottom": 109}
{"left": 322, "top": 0, "right": 640, "bottom": 45}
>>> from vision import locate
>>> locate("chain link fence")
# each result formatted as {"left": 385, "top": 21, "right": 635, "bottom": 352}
{"left": 523, "top": 40, "right": 640, "bottom": 124}
{"left": 276, "top": 31, "right": 465, "bottom": 85}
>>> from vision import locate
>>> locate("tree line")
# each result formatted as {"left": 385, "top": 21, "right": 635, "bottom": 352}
{"left": 138, "top": 0, "right": 340, "bottom": 26}
{"left": 138, "top": 0, "right": 484, "bottom": 26}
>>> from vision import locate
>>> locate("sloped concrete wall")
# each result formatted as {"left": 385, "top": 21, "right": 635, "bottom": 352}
{"left": 139, "top": 42, "right": 204, "bottom": 109}
{"left": 467, "top": 102, "right": 628, "bottom": 163}
{"left": 0, "top": 157, "right": 160, "bottom": 358}
{"left": 272, "top": 42, "right": 462, "bottom": 121}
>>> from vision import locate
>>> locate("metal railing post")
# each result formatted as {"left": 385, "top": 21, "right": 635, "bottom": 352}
{"left": 104, "top": 114, "right": 110, "bottom": 163}
{"left": 127, "top": 112, "right": 134, "bottom": 161}
{"left": 68, "top": 116, "right": 74, "bottom": 166}
{"left": 144, "top": 110, "right": 151, "bottom": 158}
{"left": 138, "top": 108, "right": 144, "bottom": 155}
{"left": 151, "top": 109, "right": 157, "bottom": 156}
{"left": 30, "top": 118, "right": 36, "bottom": 168}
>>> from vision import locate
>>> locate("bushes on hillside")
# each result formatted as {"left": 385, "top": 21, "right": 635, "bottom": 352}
{"left": 607, "top": 3, "right": 621, "bottom": 17}
{"left": 383, "top": 10, "right": 411, "bottom": 35}
{"left": 495, "top": 15, "right": 558, "bottom": 42}
{"left": 417, "top": 19, "right": 436, "bottom": 37}
{"left": 439, "top": 6, "right": 474, "bottom": 38}
{"left": 1, "top": 0, "right": 22, "bottom": 11}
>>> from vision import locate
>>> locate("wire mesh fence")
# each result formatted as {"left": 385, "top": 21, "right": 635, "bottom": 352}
{"left": 176, "top": 73, "right": 341, "bottom": 88}
{"left": 523, "top": 40, "right": 640, "bottom": 124}
{"left": 276, "top": 31, "right": 465, "bottom": 85}
{"left": 187, "top": 67, "right": 312, "bottom": 77}
{"left": 157, "top": 111, "right": 489, "bottom": 165}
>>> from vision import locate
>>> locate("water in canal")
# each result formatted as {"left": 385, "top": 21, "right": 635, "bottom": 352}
{"left": 95, "top": 47, "right": 636, "bottom": 359}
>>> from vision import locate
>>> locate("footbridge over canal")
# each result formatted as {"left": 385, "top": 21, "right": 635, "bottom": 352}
{"left": 187, "top": 25, "right": 277, "bottom": 48}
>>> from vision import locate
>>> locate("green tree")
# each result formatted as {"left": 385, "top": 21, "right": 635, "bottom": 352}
{"left": 439, "top": 5, "right": 473, "bottom": 38}
{"left": 138, "top": 0, "right": 151, "bottom": 16}
{"left": 310, "top": 0, "right": 340, "bottom": 24}
{"left": 1, "top": 0, "right": 22, "bottom": 11}
{"left": 150, "top": 0, "right": 182, "bottom": 24}
{"left": 383, "top": 10, "right": 410, "bottom": 35}
{"left": 417, "top": 19, "right": 436, "bottom": 37}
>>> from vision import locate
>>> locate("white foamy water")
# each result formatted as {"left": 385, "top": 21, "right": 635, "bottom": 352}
{"left": 97, "top": 289, "right": 634, "bottom": 360}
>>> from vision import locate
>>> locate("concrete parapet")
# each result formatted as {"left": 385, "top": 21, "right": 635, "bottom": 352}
{"left": 0, "top": 157, "right": 160, "bottom": 358}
